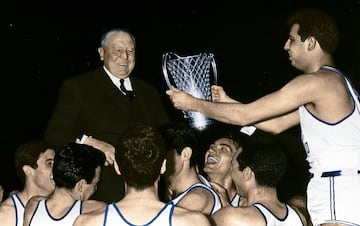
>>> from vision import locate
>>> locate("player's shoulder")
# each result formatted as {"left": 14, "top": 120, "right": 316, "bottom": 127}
{"left": 0, "top": 195, "right": 14, "bottom": 206}
{"left": 188, "top": 185, "right": 213, "bottom": 197}
{"left": 301, "top": 67, "right": 345, "bottom": 85}
{"left": 306, "top": 68, "right": 348, "bottom": 94}
{"left": 73, "top": 207, "right": 105, "bottom": 226}
{"left": 286, "top": 71, "right": 331, "bottom": 92}
{"left": 0, "top": 198, "right": 16, "bottom": 225}
{"left": 82, "top": 200, "right": 106, "bottom": 213}
{"left": 172, "top": 206, "right": 210, "bottom": 226}
{"left": 212, "top": 206, "right": 263, "bottom": 226}
{"left": 293, "top": 71, "right": 322, "bottom": 83}
{"left": 0, "top": 197, "right": 15, "bottom": 213}
{"left": 180, "top": 187, "right": 214, "bottom": 207}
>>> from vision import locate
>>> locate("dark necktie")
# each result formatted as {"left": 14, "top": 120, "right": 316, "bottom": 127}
{"left": 120, "top": 79, "right": 135, "bottom": 99}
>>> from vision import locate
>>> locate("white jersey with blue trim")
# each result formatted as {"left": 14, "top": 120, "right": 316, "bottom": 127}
{"left": 29, "top": 200, "right": 82, "bottom": 226}
{"left": 253, "top": 203, "right": 304, "bottom": 226}
{"left": 10, "top": 194, "right": 25, "bottom": 226}
{"left": 198, "top": 174, "right": 241, "bottom": 207}
{"left": 230, "top": 193, "right": 241, "bottom": 207}
{"left": 171, "top": 175, "right": 221, "bottom": 215}
{"left": 103, "top": 202, "right": 175, "bottom": 226}
{"left": 299, "top": 66, "right": 360, "bottom": 174}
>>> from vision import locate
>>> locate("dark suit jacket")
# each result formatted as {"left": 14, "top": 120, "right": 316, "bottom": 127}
{"left": 44, "top": 67, "right": 171, "bottom": 202}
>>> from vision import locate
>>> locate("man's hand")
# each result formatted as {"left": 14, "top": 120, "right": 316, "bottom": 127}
{"left": 84, "top": 137, "right": 121, "bottom": 175}
{"left": 209, "top": 182, "right": 231, "bottom": 207}
{"left": 211, "top": 85, "right": 238, "bottom": 103}
{"left": 166, "top": 87, "right": 197, "bottom": 111}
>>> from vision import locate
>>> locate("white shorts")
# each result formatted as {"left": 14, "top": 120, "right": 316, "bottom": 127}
{"left": 307, "top": 171, "right": 360, "bottom": 226}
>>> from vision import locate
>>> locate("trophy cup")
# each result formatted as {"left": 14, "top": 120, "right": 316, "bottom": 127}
{"left": 162, "top": 52, "right": 217, "bottom": 130}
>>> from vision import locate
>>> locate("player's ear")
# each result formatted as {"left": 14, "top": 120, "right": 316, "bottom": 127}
{"left": 306, "top": 36, "right": 317, "bottom": 51}
{"left": 160, "top": 159, "right": 167, "bottom": 174}
{"left": 22, "top": 165, "right": 33, "bottom": 176}
{"left": 75, "top": 179, "right": 87, "bottom": 193}
{"left": 181, "top": 147, "right": 192, "bottom": 161}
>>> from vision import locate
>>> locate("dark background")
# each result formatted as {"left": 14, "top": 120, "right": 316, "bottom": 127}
{"left": 2, "top": 0, "right": 360, "bottom": 200}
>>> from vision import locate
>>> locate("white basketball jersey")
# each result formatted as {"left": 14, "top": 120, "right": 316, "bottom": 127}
{"left": 29, "top": 200, "right": 82, "bottom": 226}
{"left": 231, "top": 193, "right": 241, "bottom": 207}
{"left": 170, "top": 177, "right": 221, "bottom": 215}
{"left": 299, "top": 66, "right": 360, "bottom": 174}
{"left": 253, "top": 203, "right": 304, "bottom": 226}
{"left": 10, "top": 194, "right": 25, "bottom": 226}
{"left": 103, "top": 202, "right": 175, "bottom": 226}
{"left": 198, "top": 174, "right": 241, "bottom": 207}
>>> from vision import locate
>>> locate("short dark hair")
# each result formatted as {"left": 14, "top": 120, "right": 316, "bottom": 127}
{"left": 287, "top": 8, "right": 339, "bottom": 54}
{"left": 15, "top": 140, "right": 56, "bottom": 185}
{"left": 52, "top": 143, "right": 106, "bottom": 189}
{"left": 158, "top": 123, "right": 200, "bottom": 167}
{"left": 211, "top": 125, "right": 250, "bottom": 150}
{"left": 116, "top": 125, "right": 166, "bottom": 190}
{"left": 237, "top": 134, "right": 287, "bottom": 187}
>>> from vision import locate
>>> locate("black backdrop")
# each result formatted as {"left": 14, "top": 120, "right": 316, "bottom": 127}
{"left": 2, "top": 0, "right": 360, "bottom": 200}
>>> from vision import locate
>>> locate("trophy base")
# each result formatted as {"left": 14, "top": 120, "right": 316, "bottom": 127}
{"left": 187, "top": 111, "right": 214, "bottom": 130}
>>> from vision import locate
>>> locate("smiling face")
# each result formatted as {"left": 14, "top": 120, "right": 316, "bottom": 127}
{"left": 203, "top": 138, "right": 242, "bottom": 178}
{"left": 31, "top": 148, "right": 56, "bottom": 195}
{"left": 98, "top": 32, "right": 136, "bottom": 79}
{"left": 283, "top": 23, "right": 309, "bottom": 71}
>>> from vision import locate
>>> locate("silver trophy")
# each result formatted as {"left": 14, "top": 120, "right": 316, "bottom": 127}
{"left": 162, "top": 52, "right": 217, "bottom": 129}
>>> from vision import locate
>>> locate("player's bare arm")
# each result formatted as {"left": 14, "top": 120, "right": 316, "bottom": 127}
{"left": 167, "top": 73, "right": 322, "bottom": 126}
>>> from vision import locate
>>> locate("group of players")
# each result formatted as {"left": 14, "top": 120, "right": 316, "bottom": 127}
{"left": 0, "top": 123, "right": 310, "bottom": 226}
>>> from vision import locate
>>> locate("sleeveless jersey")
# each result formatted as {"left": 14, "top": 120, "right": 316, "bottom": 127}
{"left": 299, "top": 66, "right": 360, "bottom": 225}
{"left": 198, "top": 174, "right": 240, "bottom": 207}
{"left": 253, "top": 203, "right": 304, "bottom": 226}
{"left": 103, "top": 202, "right": 175, "bottom": 226}
{"left": 299, "top": 66, "right": 360, "bottom": 174}
{"left": 170, "top": 177, "right": 221, "bottom": 215}
{"left": 230, "top": 193, "right": 241, "bottom": 207}
{"left": 10, "top": 193, "right": 25, "bottom": 226}
{"left": 29, "top": 200, "right": 82, "bottom": 226}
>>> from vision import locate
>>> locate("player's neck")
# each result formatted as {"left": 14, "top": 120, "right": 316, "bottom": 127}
{"left": 208, "top": 174, "right": 232, "bottom": 189}
{"left": 247, "top": 187, "right": 280, "bottom": 206}
{"left": 174, "top": 170, "right": 201, "bottom": 195}
{"left": 21, "top": 186, "right": 51, "bottom": 205}
{"left": 17, "top": 191, "right": 31, "bottom": 206}
{"left": 123, "top": 187, "right": 159, "bottom": 202}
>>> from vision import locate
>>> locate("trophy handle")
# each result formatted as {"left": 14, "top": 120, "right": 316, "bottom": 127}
{"left": 161, "top": 52, "right": 178, "bottom": 89}
{"left": 210, "top": 55, "right": 217, "bottom": 86}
